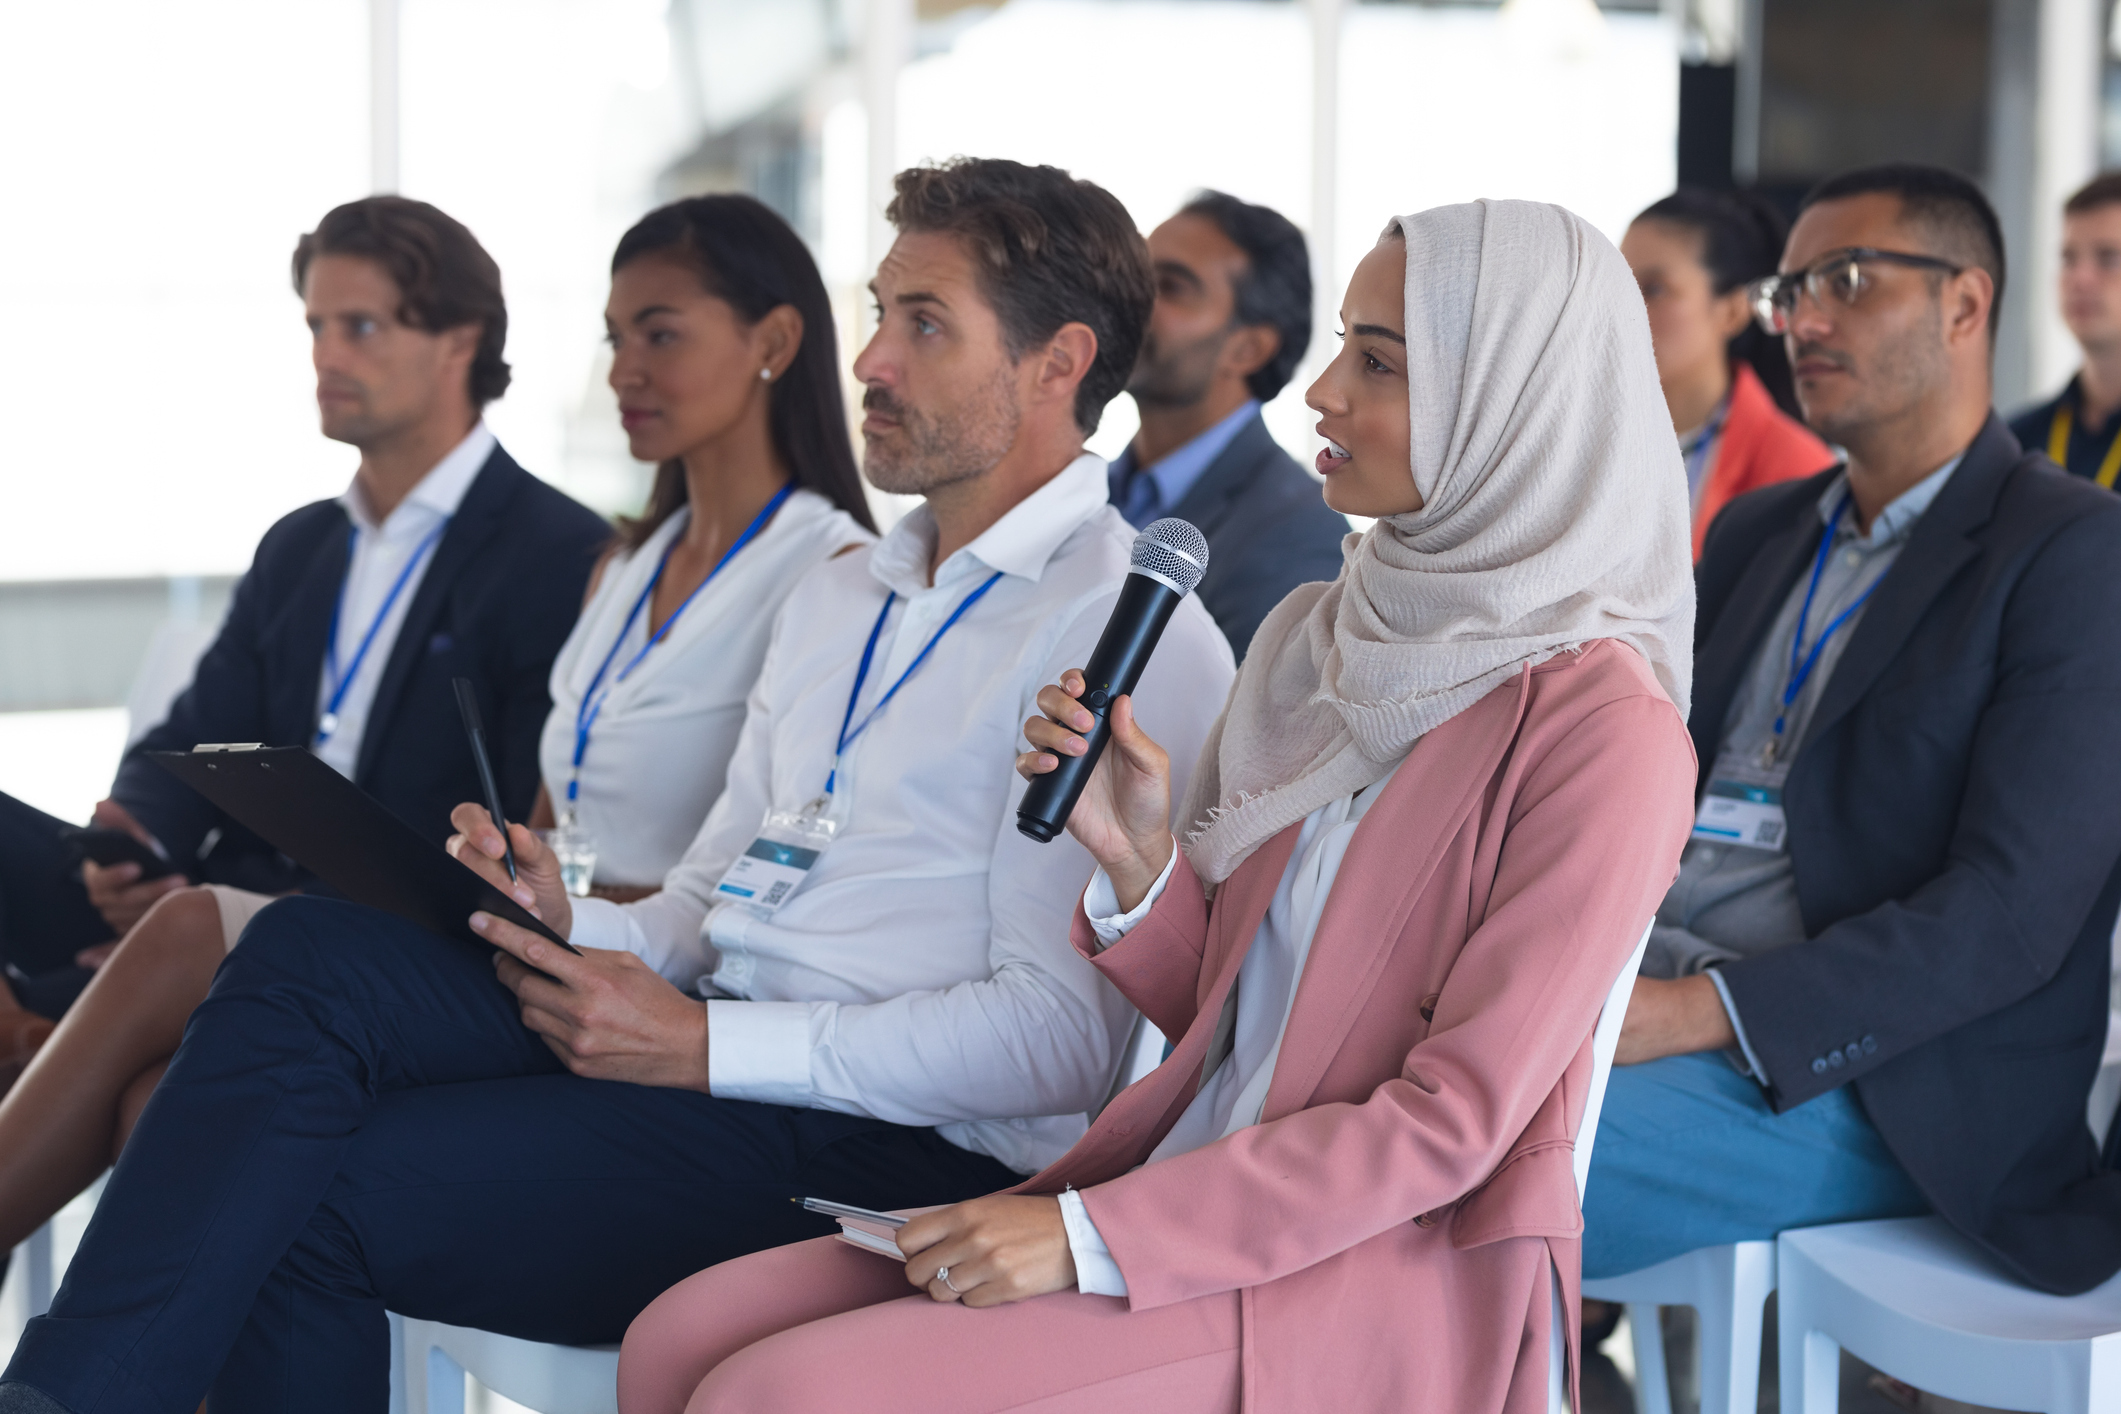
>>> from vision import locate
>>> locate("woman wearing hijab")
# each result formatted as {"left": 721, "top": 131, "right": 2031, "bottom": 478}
{"left": 614, "top": 200, "right": 1698, "bottom": 1414}
{"left": 1621, "top": 188, "right": 1836, "bottom": 558}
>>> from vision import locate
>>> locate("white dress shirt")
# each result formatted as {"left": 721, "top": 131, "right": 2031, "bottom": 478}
{"left": 312, "top": 422, "right": 495, "bottom": 778}
{"left": 538, "top": 491, "right": 873, "bottom": 886}
{"left": 567, "top": 454, "right": 1235, "bottom": 1174}
{"left": 1060, "top": 759, "right": 1404, "bottom": 1296}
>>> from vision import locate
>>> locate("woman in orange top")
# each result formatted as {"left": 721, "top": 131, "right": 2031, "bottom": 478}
{"left": 1622, "top": 189, "right": 1837, "bottom": 558}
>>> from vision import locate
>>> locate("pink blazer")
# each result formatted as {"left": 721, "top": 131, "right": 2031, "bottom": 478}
{"left": 1012, "top": 639, "right": 1696, "bottom": 1414}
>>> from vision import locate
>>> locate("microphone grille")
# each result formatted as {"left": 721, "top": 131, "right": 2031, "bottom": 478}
{"left": 1131, "top": 517, "right": 1210, "bottom": 596}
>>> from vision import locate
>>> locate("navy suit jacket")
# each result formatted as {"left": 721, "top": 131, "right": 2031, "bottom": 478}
{"left": 1695, "top": 414, "right": 2121, "bottom": 1294}
{"left": 110, "top": 444, "right": 608, "bottom": 894}
{"left": 1163, "top": 412, "right": 1348, "bottom": 662}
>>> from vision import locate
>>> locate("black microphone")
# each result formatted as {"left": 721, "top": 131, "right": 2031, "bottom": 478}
{"left": 1017, "top": 518, "right": 1209, "bottom": 843}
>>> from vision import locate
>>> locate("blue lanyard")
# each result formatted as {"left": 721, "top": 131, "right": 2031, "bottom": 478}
{"left": 569, "top": 482, "right": 796, "bottom": 804}
{"left": 825, "top": 570, "right": 1005, "bottom": 796}
{"left": 317, "top": 518, "right": 448, "bottom": 744}
{"left": 1682, "top": 398, "right": 1730, "bottom": 501}
{"left": 1772, "top": 496, "right": 1889, "bottom": 744}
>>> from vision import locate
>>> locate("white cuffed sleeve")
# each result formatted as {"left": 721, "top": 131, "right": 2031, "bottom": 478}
{"left": 1058, "top": 1187, "right": 1129, "bottom": 1297}
{"left": 1081, "top": 840, "right": 1180, "bottom": 950}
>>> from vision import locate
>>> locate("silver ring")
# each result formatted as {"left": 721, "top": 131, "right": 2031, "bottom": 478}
{"left": 937, "top": 1265, "right": 961, "bottom": 1294}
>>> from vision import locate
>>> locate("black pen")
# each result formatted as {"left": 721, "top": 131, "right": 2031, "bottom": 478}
{"left": 452, "top": 677, "right": 517, "bottom": 883}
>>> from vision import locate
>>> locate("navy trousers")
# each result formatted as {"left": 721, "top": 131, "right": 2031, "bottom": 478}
{"left": 2, "top": 897, "right": 1019, "bottom": 1414}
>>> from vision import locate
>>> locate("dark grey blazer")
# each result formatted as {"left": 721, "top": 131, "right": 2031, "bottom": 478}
{"left": 1162, "top": 412, "right": 1349, "bottom": 662}
{"left": 1697, "top": 414, "right": 2121, "bottom": 1295}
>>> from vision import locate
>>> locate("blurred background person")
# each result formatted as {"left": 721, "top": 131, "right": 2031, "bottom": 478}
{"left": 0, "top": 196, "right": 604, "bottom": 1086}
{"left": 1108, "top": 193, "right": 1347, "bottom": 660}
{"left": 0, "top": 192, "right": 874, "bottom": 1284}
{"left": 1623, "top": 188, "right": 1836, "bottom": 559}
{"left": 2011, "top": 173, "right": 2121, "bottom": 484}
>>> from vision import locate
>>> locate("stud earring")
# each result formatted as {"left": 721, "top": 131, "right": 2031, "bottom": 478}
{"left": 759, "top": 368, "right": 772, "bottom": 382}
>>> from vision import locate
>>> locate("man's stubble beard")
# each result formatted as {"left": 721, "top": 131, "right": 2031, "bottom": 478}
{"left": 1798, "top": 307, "right": 1949, "bottom": 451}
{"left": 862, "top": 363, "right": 1024, "bottom": 497}
{"left": 1127, "top": 326, "right": 1227, "bottom": 410}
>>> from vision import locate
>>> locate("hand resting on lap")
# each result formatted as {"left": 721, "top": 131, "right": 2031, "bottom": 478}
{"left": 896, "top": 1195, "right": 1078, "bottom": 1307}
{"left": 449, "top": 801, "right": 709, "bottom": 1091}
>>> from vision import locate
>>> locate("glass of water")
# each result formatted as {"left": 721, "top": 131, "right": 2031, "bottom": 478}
{"left": 540, "top": 822, "right": 598, "bottom": 899}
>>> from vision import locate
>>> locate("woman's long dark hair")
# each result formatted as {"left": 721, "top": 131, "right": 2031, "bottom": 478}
{"left": 1634, "top": 187, "right": 1802, "bottom": 421}
{"left": 610, "top": 194, "right": 875, "bottom": 550}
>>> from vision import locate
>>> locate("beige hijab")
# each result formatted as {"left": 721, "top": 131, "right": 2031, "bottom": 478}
{"left": 1178, "top": 199, "right": 1693, "bottom": 885}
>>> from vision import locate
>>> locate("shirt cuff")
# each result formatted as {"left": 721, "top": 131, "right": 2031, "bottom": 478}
{"left": 564, "top": 896, "right": 628, "bottom": 954}
{"left": 1705, "top": 966, "right": 1771, "bottom": 1086}
{"left": 704, "top": 999, "right": 818, "bottom": 1107}
{"left": 1058, "top": 1188, "right": 1128, "bottom": 1297}
{"left": 1081, "top": 840, "right": 1180, "bottom": 950}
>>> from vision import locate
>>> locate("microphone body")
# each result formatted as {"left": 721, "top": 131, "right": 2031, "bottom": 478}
{"left": 1017, "top": 518, "right": 1208, "bottom": 843}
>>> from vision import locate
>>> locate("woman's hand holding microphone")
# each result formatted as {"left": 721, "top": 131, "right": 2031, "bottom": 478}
{"left": 892, "top": 673, "right": 1178, "bottom": 1312}
{"left": 1015, "top": 669, "right": 1175, "bottom": 912}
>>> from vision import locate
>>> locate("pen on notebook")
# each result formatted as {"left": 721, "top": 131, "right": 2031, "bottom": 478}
{"left": 452, "top": 677, "right": 517, "bottom": 884}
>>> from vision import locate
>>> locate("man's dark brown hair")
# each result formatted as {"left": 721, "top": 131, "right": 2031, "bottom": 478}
{"left": 2065, "top": 172, "right": 2121, "bottom": 218}
{"left": 887, "top": 158, "right": 1152, "bottom": 435}
{"left": 291, "top": 196, "right": 512, "bottom": 406}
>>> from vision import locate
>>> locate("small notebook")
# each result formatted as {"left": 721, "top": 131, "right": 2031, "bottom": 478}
{"left": 798, "top": 1197, "right": 934, "bottom": 1259}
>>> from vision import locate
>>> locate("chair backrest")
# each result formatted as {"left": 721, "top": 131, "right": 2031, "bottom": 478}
{"left": 1573, "top": 922, "right": 1653, "bottom": 1201}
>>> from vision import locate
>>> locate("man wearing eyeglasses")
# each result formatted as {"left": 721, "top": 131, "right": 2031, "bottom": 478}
{"left": 2010, "top": 172, "right": 2121, "bottom": 485}
{"left": 1581, "top": 163, "right": 2121, "bottom": 1299}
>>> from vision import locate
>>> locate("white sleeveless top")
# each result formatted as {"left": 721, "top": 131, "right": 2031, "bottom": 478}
{"left": 539, "top": 488, "right": 872, "bottom": 886}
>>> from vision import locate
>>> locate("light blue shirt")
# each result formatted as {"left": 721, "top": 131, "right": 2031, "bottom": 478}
{"left": 1656, "top": 454, "right": 1962, "bottom": 1086}
{"left": 1107, "top": 399, "right": 1260, "bottom": 529}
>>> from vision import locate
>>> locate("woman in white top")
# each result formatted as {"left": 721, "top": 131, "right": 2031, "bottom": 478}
{"left": 0, "top": 192, "right": 872, "bottom": 1261}
{"left": 533, "top": 196, "right": 874, "bottom": 889}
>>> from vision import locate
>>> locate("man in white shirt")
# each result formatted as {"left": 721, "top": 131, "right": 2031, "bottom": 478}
{"left": 0, "top": 159, "right": 1233, "bottom": 1414}
{"left": 0, "top": 196, "right": 602, "bottom": 1062}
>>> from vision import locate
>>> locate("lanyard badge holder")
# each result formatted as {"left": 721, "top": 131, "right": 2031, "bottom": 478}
{"left": 317, "top": 519, "right": 448, "bottom": 745}
{"left": 1692, "top": 495, "right": 1887, "bottom": 853}
{"left": 712, "top": 571, "right": 1004, "bottom": 920}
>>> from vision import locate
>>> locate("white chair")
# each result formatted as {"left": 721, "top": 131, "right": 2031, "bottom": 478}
{"left": 2090, "top": 1007, "right": 2121, "bottom": 1152}
{"left": 1778, "top": 1216, "right": 2121, "bottom": 1414}
{"left": 1582, "top": 1240, "right": 1776, "bottom": 1414}
{"left": 398, "top": 1317, "right": 619, "bottom": 1414}
{"left": 0, "top": 1221, "right": 58, "bottom": 1363}
{"left": 19, "top": 1221, "right": 55, "bottom": 1320}
{"left": 1547, "top": 923, "right": 1653, "bottom": 1414}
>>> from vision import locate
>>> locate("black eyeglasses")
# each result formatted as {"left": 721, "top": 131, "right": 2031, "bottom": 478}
{"left": 1746, "top": 247, "right": 1964, "bottom": 335}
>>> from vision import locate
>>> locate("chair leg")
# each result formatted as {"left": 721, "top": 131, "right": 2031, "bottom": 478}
{"left": 388, "top": 1312, "right": 408, "bottom": 1414}
{"left": 1699, "top": 1245, "right": 1773, "bottom": 1414}
{"left": 426, "top": 1344, "right": 468, "bottom": 1414}
{"left": 1628, "top": 1303, "right": 1673, "bottom": 1414}
{"left": 1778, "top": 1325, "right": 1840, "bottom": 1414}
{"left": 23, "top": 1225, "right": 53, "bottom": 1319}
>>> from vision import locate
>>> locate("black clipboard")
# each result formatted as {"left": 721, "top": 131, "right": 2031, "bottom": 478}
{"left": 150, "top": 745, "right": 579, "bottom": 954}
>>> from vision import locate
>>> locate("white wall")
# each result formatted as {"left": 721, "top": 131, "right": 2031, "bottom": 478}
{"left": 0, "top": 0, "right": 1677, "bottom": 588}
{"left": 875, "top": 0, "right": 1677, "bottom": 463}
{"left": 0, "top": 0, "right": 691, "bottom": 587}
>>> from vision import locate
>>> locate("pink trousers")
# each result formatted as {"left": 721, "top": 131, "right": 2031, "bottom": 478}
{"left": 616, "top": 1236, "right": 1240, "bottom": 1414}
